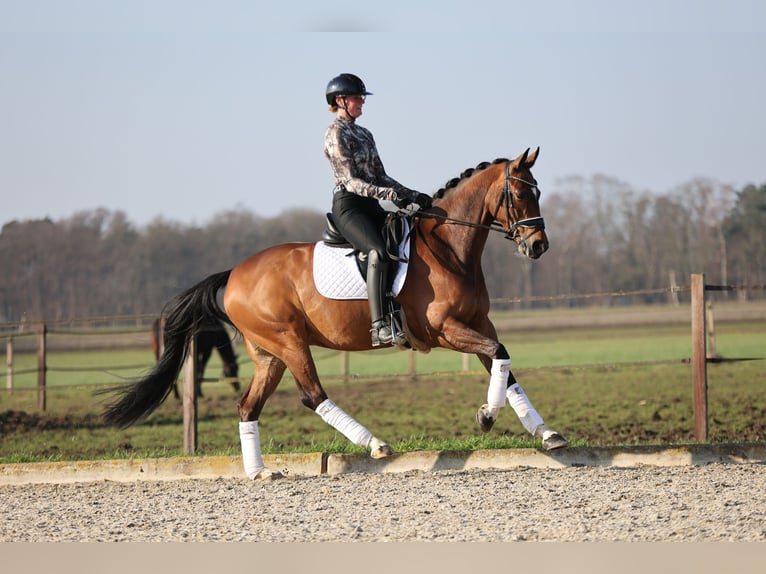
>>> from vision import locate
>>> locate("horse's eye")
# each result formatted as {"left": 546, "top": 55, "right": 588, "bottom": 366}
{"left": 524, "top": 185, "right": 541, "bottom": 201}
{"left": 516, "top": 186, "right": 540, "bottom": 201}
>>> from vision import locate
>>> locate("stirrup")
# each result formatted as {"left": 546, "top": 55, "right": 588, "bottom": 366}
{"left": 371, "top": 320, "right": 394, "bottom": 347}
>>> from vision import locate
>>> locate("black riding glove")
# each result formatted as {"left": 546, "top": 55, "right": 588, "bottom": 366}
{"left": 392, "top": 192, "right": 411, "bottom": 209}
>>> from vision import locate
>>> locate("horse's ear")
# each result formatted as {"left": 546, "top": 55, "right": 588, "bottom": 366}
{"left": 525, "top": 147, "right": 540, "bottom": 168}
{"left": 518, "top": 148, "right": 530, "bottom": 166}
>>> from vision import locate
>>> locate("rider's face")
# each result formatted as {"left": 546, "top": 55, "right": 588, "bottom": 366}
{"left": 339, "top": 95, "right": 365, "bottom": 118}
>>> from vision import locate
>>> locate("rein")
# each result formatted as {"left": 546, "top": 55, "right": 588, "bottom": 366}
{"left": 414, "top": 161, "right": 545, "bottom": 243}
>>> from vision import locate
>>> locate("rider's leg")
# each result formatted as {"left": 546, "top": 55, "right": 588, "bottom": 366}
{"left": 367, "top": 249, "right": 394, "bottom": 346}
{"left": 332, "top": 192, "right": 400, "bottom": 347}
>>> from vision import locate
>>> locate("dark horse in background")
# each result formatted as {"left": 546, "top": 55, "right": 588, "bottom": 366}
{"left": 150, "top": 316, "right": 240, "bottom": 398}
{"left": 106, "top": 148, "right": 568, "bottom": 479}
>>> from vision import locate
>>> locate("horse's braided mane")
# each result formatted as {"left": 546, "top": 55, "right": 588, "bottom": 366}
{"left": 432, "top": 158, "right": 508, "bottom": 199}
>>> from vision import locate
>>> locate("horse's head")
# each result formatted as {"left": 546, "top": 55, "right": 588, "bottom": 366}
{"left": 428, "top": 150, "right": 549, "bottom": 261}
{"left": 491, "top": 147, "right": 549, "bottom": 259}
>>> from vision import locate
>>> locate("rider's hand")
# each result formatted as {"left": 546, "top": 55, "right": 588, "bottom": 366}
{"left": 392, "top": 191, "right": 411, "bottom": 209}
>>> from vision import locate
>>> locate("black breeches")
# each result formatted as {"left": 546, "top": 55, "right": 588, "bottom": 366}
{"left": 332, "top": 191, "right": 390, "bottom": 260}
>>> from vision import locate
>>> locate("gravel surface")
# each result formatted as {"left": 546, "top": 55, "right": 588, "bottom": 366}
{"left": 2, "top": 463, "right": 765, "bottom": 542}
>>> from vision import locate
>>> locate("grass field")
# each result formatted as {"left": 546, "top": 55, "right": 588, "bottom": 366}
{"left": 1, "top": 303, "right": 764, "bottom": 463}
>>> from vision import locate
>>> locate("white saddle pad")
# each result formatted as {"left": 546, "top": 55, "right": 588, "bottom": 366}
{"left": 313, "top": 227, "right": 411, "bottom": 301}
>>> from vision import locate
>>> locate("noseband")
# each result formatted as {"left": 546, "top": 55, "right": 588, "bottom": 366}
{"left": 494, "top": 161, "right": 545, "bottom": 243}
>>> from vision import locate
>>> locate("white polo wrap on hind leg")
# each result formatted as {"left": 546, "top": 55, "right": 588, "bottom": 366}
{"left": 316, "top": 399, "right": 373, "bottom": 449}
{"left": 487, "top": 358, "right": 511, "bottom": 411}
{"left": 507, "top": 383, "right": 545, "bottom": 436}
{"left": 239, "top": 420, "right": 265, "bottom": 480}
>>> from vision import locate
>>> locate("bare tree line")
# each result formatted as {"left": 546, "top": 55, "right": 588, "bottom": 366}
{"left": 1, "top": 177, "right": 764, "bottom": 323}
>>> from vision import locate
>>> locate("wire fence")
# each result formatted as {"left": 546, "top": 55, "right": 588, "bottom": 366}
{"left": 2, "top": 278, "right": 765, "bottom": 455}
{"left": 2, "top": 281, "right": 764, "bottom": 398}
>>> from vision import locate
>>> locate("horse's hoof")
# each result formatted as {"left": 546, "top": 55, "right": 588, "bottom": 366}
{"left": 542, "top": 432, "right": 569, "bottom": 451}
{"left": 253, "top": 468, "right": 285, "bottom": 481}
{"left": 476, "top": 404, "right": 496, "bottom": 433}
{"left": 370, "top": 443, "right": 394, "bottom": 459}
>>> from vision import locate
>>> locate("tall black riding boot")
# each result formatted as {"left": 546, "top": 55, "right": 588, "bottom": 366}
{"left": 367, "top": 250, "right": 394, "bottom": 347}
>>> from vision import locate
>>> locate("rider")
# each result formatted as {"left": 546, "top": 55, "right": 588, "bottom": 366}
{"left": 324, "top": 73, "right": 432, "bottom": 347}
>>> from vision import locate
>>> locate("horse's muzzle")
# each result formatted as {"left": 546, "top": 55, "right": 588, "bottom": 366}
{"left": 521, "top": 231, "right": 549, "bottom": 260}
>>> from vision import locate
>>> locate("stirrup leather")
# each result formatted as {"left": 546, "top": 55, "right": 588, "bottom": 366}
{"left": 388, "top": 309, "right": 407, "bottom": 346}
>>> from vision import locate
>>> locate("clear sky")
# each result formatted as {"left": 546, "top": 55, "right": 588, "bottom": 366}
{"left": 2, "top": 0, "right": 764, "bottom": 227}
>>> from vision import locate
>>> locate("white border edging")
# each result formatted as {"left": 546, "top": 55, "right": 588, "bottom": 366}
{"left": 2, "top": 444, "right": 764, "bottom": 485}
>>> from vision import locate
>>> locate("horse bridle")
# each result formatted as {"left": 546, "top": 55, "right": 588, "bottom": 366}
{"left": 494, "top": 160, "right": 546, "bottom": 243}
{"left": 414, "top": 161, "right": 546, "bottom": 244}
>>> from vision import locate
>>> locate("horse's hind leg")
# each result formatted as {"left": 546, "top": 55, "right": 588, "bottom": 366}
{"left": 281, "top": 344, "right": 394, "bottom": 460}
{"left": 237, "top": 344, "right": 289, "bottom": 480}
{"left": 314, "top": 399, "right": 394, "bottom": 459}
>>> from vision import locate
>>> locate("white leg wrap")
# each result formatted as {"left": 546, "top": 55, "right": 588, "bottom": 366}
{"left": 507, "top": 383, "right": 545, "bottom": 436}
{"left": 487, "top": 358, "right": 511, "bottom": 411}
{"left": 316, "top": 399, "right": 373, "bottom": 449}
{"left": 239, "top": 420, "right": 265, "bottom": 479}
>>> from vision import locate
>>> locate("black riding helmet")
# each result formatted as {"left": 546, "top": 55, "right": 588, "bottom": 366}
{"left": 325, "top": 73, "right": 373, "bottom": 106}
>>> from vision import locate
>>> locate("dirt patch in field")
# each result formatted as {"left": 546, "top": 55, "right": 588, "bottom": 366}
{"left": 0, "top": 410, "right": 103, "bottom": 436}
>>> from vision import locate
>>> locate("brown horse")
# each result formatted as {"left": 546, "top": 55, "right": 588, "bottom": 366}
{"left": 103, "top": 148, "right": 568, "bottom": 479}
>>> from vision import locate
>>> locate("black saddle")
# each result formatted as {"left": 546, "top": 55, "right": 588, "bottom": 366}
{"left": 320, "top": 212, "right": 411, "bottom": 347}
{"left": 322, "top": 212, "right": 409, "bottom": 262}
{"left": 322, "top": 213, "right": 352, "bottom": 248}
{"left": 320, "top": 211, "right": 410, "bottom": 291}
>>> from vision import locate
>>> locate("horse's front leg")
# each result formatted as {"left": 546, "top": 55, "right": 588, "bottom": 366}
{"left": 314, "top": 399, "right": 394, "bottom": 459}
{"left": 474, "top": 353, "right": 567, "bottom": 450}
{"left": 440, "top": 317, "right": 568, "bottom": 451}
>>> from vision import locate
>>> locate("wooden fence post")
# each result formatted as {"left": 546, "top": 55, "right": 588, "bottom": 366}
{"left": 183, "top": 336, "right": 198, "bottom": 454}
{"left": 691, "top": 274, "right": 708, "bottom": 441}
{"left": 668, "top": 270, "right": 680, "bottom": 306}
{"left": 340, "top": 351, "right": 349, "bottom": 380}
{"left": 6, "top": 337, "right": 13, "bottom": 394}
{"left": 37, "top": 323, "right": 47, "bottom": 413}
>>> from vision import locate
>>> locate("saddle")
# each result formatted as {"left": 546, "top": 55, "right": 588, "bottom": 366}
{"left": 313, "top": 212, "right": 412, "bottom": 348}
{"left": 323, "top": 212, "right": 408, "bottom": 256}
{"left": 321, "top": 211, "right": 410, "bottom": 280}
{"left": 314, "top": 213, "right": 412, "bottom": 344}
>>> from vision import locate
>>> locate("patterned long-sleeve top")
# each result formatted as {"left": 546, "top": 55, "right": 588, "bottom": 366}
{"left": 324, "top": 116, "right": 413, "bottom": 203}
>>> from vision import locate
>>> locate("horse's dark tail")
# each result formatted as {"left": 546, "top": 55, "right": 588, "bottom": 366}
{"left": 101, "top": 270, "right": 233, "bottom": 429}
